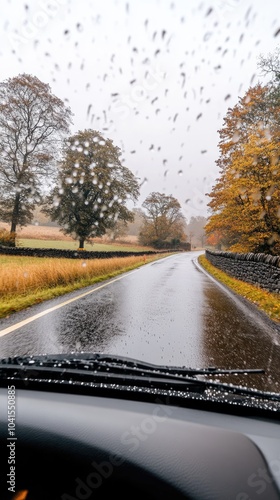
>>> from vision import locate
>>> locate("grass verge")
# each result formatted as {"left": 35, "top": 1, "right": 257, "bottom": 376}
{"left": 198, "top": 254, "right": 280, "bottom": 323}
{"left": 0, "top": 253, "right": 171, "bottom": 319}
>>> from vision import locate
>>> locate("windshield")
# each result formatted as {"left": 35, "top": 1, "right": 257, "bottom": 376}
{"left": 0, "top": 0, "right": 279, "bottom": 398}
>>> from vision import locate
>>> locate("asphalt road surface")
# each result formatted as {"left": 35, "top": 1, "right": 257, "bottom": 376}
{"left": 0, "top": 251, "right": 279, "bottom": 392}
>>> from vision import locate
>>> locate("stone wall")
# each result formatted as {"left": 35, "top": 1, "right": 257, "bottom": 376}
{"left": 205, "top": 250, "right": 280, "bottom": 294}
{"left": 0, "top": 245, "right": 171, "bottom": 259}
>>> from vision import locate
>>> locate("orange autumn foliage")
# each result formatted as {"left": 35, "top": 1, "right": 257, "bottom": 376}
{"left": 206, "top": 84, "right": 280, "bottom": 255}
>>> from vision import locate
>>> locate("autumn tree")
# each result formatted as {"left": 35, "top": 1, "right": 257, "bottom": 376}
{"left": 106, "top": 207, "right": 147, "bottom": 241}
{"left": 126, "top": 208, "right": 145, "bottom": 236}
{"left": 258, "top": 47, "right": 280, "bottom": 90}
{"left": 258, "top": 48, "right": 280, "bottom": 133}
{"left": 186, "top": 216, "right": 207, "bottom": 248}
{"left": 205, "top": 83, "right": 280, "bottom": 254}
{"left": 106, "top": 219, "right": 129, "bottom": 241}
{"left": 205, "top": 230, "right": 223, "bottom": 249}
{"left": 139, "top": 192, "right": 186, "bottom": 248}
{"left": 43, "top": 129, "right": 139, "bottom": 249}
{"left": 0, "top": 74, "right": 72, "bottom": 240}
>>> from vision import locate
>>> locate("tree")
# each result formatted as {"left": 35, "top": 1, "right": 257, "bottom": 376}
{"left": 185, "top": 216, "right": 207, "bottom": 248}
{"left": 106, "top": 219, "right": 129, "bottom": 241}
{"left": 205, "top": 230, "right": 223, "bottom": 249}
{"left": 106, "top": 207, "right": 146, "bottom": 241}
{"left": 257, "top": 48, "right": 280, "bottom": 134}
{"left": 125, "top": 208, "right": 145, "bottom": 236}
{"left": 0, "top": 74, "right": 72, "bottom": 240}
{"left": 205, "top": 83, "right": 280, "bottom": 254}
{"left": 43, "top": 129, "right": 139, "bottom": 249}
{"left": 139, "top": 192, "right": 186, "bottom": 248}
{"left": 258, "top": 47, "right": 280, "bottom": 85}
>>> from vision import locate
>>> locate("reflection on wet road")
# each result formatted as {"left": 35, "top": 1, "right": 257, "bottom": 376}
{"left": 0, "top": 252, "right": 279, "bottom": 392}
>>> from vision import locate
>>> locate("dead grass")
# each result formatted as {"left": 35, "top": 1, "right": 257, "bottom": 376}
{"left": 0, "top": 222, "right": 73, "bottom": 241}
{"left": 0, "top": 253, "right": 170, "bottom": 318}
{"left": 0, "top": 255, "right": 156, "bottom": 297}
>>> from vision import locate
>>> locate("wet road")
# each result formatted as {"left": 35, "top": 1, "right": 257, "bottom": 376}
{"left": 0, "top": 251, "right": 279, "bottom": 392}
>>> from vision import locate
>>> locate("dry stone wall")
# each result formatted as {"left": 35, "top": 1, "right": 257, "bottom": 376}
{"left": 205, "top": 250, "right": 280, "bottom": 294}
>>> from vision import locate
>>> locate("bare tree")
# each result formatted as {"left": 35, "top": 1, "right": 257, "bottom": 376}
{"left": 0, "top": 73, "right": 72, "bottom": 238}
{"left": 258, "top": 47, "right": 280, "bottom": 84}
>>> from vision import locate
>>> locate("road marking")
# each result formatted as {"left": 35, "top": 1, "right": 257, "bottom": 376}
{"left": 0, "top": 269, "right": 140, "bottom": 338}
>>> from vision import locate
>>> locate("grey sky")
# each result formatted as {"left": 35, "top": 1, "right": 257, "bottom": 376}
{"left": 1, "top": 0, "right": 279, "bottom": 220}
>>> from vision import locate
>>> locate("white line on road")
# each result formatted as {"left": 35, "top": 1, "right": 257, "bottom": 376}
{"left": 0, "top": 269, "right": 140, "bottom": 338}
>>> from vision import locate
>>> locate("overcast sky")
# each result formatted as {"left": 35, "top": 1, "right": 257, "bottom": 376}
{"left": 1, "top": 0, "right": 279, "bottom": 220}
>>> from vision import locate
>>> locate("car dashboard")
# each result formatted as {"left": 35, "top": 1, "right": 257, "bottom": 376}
{"left": 0, "top": 387, "right": 280, "bottom": 500}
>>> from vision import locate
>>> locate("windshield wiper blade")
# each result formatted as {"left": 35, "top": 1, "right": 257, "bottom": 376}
{"left": 0, "top": 352, "right": 265, "bottom": 376}
{"left": 0, "top": 353, "right": 277, "bottom": 403}
{"left": 71, "top": 353, "right": 265, "bottom": 376}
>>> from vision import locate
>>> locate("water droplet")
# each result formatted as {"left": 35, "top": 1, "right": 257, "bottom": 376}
{"left": 232, "top": 131, "right": 240, "bottom": 142}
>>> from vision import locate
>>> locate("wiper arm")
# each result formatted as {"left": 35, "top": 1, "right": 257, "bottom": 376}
{"left": 90, "top": 353, "right": 265, "bottom": 376}
{"left": 0, "top": 353, "right": 277, "bottom": 403}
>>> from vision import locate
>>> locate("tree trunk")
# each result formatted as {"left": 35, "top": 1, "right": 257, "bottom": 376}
{"left": 10, "top": 193, "right": 20, "bottom": 246}
{"left": 79, "top": 239, "right": 85, "bottom": 249}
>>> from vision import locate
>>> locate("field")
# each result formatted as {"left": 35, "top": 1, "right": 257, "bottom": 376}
{"left": 0, "top": 223, "right": 151, "bottom": 252}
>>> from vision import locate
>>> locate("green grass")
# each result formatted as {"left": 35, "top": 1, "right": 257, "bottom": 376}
{"left": 18, "top": 238, "right": 151, "bottom": 252}
{"left": 198, "top": 254, "right": 280, "bottom": 323}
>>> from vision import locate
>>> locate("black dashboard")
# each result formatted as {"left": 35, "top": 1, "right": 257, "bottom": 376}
{"left": 0, "top": 388, "right": 280, "bottom": 500}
